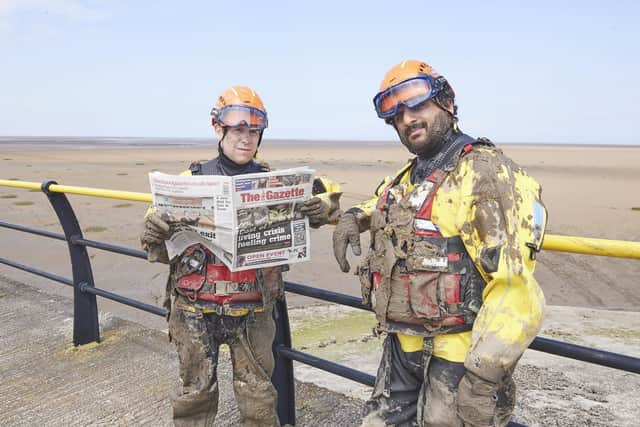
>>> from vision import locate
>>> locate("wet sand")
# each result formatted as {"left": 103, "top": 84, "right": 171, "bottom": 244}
{"left": 1, "top": 140, "right": 640, "bottom": 330}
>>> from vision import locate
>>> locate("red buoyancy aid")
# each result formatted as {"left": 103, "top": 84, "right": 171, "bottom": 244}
{"left": 175, "top": 246, "right": 262, "bottom": 306}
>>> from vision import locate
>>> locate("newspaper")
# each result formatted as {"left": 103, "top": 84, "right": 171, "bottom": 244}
{"left": 149, "top": 167, "right": 314, "bottom": 271}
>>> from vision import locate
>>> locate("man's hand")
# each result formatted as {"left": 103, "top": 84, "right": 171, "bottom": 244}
{"left": 299, "top": 193, "right": 343, "bottom": 229}
{"left": 299, "top": 197, "right": 328, "bottom": 228}
{"left": 332, "top": 212, "right": 361, "bottom": 272}
{"left": 299, "top": 197, "right": 326, "bottom": 227}
{"left": 457, "top": 371, "right": 514, "bottom": 427}
{"left": 140, "top": 213, "right": 171, "bottom": 263}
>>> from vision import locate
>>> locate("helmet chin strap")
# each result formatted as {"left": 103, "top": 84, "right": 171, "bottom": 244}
{"left": 253, "top": 130, "right": 264, "bottom": 158}
{"left": 217, "top": 127, "right": 229, "bottom": 154}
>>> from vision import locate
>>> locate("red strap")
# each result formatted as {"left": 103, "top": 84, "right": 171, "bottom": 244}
{"left": 415, "top": 230, "right": 440, "bottom": 237}
{"left": 417, "top": 168, "right": 449, "bottom": 220}
{"left": 463, "top": 144, "right": 474, "bottom": 153}
{"left": 229, "top": 269, "right": 257, "bottom": 284}
{"left": 415, "top": 183, "right": 444, "bottom": 221}
{"left": 373, "top": 272, "right": 382, "bottom": 289}
{"left": 205, "top": 264, "right": 229, "bottom": 282}
{"left": 378, "top": 182, "right": 393, "bottom": 211}
{"left": 441, "top": 315, "right": 465, "bottom": 326}
{"left": 444, "top": 274, "right": 461, "bottom": 303}
{"left": 427, "top": 169, "right": 447, "bottom": 183}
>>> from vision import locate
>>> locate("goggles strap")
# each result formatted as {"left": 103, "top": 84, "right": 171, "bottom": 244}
{"left": 257, "top": 130, "right": 264, "bottom": 148}
{"left": 434, "top": 82, "right": 457, "bottom": 120}
{"left": 217, "top": 127, "right": 229, "bottom": 153}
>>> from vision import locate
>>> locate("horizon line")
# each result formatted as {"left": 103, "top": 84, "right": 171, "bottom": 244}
{"left": 0, "top": 135, "right": 639, "bottom": 148}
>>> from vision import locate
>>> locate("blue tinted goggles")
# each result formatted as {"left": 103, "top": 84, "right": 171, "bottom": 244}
{"left": 373, "top": 76, "right": 444, "bottom": 120}
{"left": 211, "top": 105, "right": 268, "bottom": 130}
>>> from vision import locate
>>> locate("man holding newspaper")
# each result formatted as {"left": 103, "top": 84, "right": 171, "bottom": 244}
{"left": 140, "top": 86, "right": 341, "bottom": 427}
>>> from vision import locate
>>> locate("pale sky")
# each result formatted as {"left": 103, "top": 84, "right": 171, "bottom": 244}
{"left": 1, "top": 0, "right": 639, "bottom": 144}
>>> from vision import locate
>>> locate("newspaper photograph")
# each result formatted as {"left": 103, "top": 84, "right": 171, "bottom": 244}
{"left": 149, "top": 167, "right": 314, "bottom": 271}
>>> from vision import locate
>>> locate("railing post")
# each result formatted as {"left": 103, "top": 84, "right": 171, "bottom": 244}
{"left": 42, "top": 180, "right": 100, "bottom": 346}
{"left": 272, "top": 295, "right": 296, "bottom": 425}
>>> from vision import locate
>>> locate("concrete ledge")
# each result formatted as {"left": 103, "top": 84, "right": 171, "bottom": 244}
{"left": 0, "top": 277, "right": 365, "bottom": 426}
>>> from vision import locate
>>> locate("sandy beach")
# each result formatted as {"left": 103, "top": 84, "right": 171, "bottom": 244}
{"left": 2, "top": 139, "right": 639, "bottom": 325}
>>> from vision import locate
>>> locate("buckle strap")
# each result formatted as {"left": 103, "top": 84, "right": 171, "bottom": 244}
{"left": 203, "top": 281, "right": 251, "bottom": 296}
{"left": 175, "top": 296, "right": 264, "bottom": 317}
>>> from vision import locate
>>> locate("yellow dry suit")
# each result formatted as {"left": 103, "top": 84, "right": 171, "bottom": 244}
{"left": 351, "top": 136, "right": 547, "bottom": 382}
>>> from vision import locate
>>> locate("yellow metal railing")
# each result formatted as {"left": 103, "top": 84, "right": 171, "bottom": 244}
{"left": 2, "top": 179, "right": 640, "bottom": 260}
{"left": 0, "top": 179, "right": 152, "bottom": 203}
{"left": 543, "top": 235, "right": 640, "bottom": 259}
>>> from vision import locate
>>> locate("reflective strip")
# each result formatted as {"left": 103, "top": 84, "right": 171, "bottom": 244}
{"left": 414, "top": 218, "right": 439, "bottom": 232}
{"left": 421, "top": 256, "right": 448, "bottom": 270}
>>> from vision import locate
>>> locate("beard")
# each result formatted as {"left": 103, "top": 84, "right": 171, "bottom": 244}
{"left": 399, "top": 110, "right": 452, "bottom": 156}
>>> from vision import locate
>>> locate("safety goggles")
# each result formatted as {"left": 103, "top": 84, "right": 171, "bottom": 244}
{"left": 211, "top": 105, "right": 268, "bottom": 130}
{"left": 373, "top": 76, "right": 444, "bottom": 120}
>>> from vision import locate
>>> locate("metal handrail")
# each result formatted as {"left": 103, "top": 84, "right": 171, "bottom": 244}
{"left": 543, "top": 234, "right": 640, "bottom": 258}
{"left": 0, "top": 220, "right": 66, "bottom": 241}
{"left": 276, "top": 346, "right": 376, "bottom": 386}
{"left": 78, "top": 282, "right": 166, "bottom": 316}
{"left": 0, "top": 255, "right": 73, "bottom": 286}
{"left": 71, "top": 236, "right": 148, "bottom": 259}
{"left": 0, "top": 179, "right": 151, "bottom": 202}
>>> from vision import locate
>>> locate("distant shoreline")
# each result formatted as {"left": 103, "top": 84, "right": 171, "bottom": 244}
{"left": 0, "top": 136, "right": 638, "bottom": 150}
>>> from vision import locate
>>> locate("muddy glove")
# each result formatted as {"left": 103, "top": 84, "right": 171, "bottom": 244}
{"left": 299, "top": 193, "right": 343, "bottom": 228}
{"left": 457, "top": 371, "right": 515, "bottom": 427}
{"left": 140, "top": 213, "right": 171, "bottom": 264}
{"left": 332, "top": 212, "right": 361, "bottom": 273}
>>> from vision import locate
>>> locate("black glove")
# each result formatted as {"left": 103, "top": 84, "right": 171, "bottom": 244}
{"left": 332, "top": 213, "right": 361, "bottom": 273}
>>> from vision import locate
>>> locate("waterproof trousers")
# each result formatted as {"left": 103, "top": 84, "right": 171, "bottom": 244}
{"left": 168, "top": 297, "right": 280, "bottom": 427}
{"left": 363, "top": 334, "right": 515, "bottom": 427}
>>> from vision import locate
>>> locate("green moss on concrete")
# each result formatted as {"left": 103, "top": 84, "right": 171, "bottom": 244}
{"left": 83, "top": 226, "right": 108, "bottom": 233}
{"left": 289, "top": 308, "right": 382, "bottom": 369}
{"left": 586, "top": 327, "right": 640, "bottom": 340}
{"left": 291, "top": 309, "right": 376, "bottom": 348}
{"left": 540, "top": 328, "right": 586, "bottom": 345}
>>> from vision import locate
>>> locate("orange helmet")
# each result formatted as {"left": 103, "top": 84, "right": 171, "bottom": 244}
{"left": 373, "top": 60, "right": 456, "bottom": 121}
{"left": 211, "top": 86, "right": 268, "bottom": 130}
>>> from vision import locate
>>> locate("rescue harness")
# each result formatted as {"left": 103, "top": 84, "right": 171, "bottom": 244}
{"left": 361, "top": 132, "right": 492, "bottom": 337}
